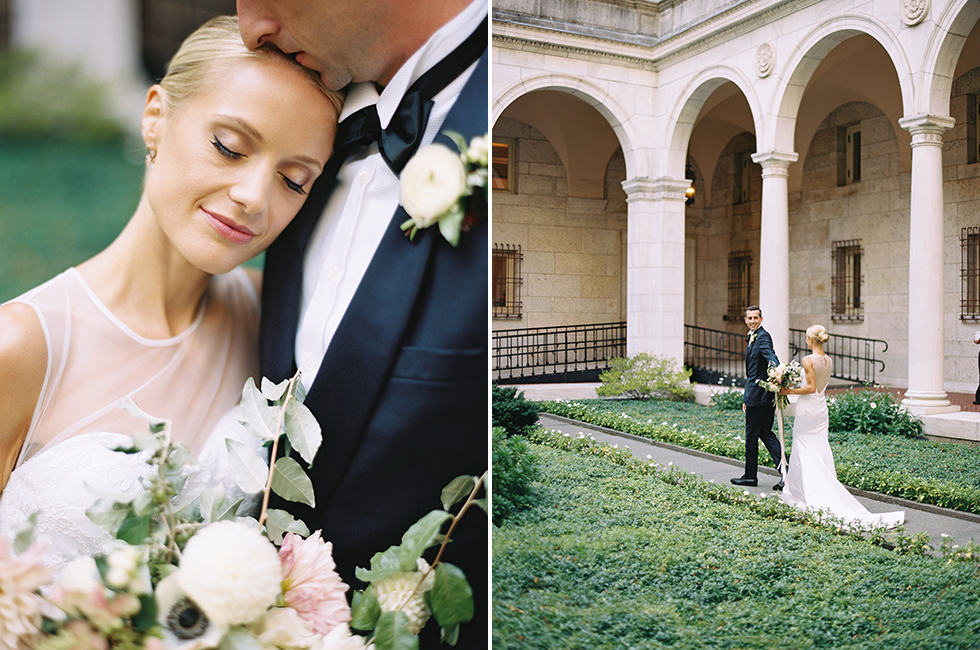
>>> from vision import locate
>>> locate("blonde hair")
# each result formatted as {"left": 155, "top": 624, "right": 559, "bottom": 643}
{"left": 806, "top": 324, "right": 829, "bottom": 344}
{"left": 160, "top": 15, "right": 344, "bottom": 117}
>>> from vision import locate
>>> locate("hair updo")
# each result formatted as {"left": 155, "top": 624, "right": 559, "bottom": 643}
{"left": 806, "top": 324, "right": 829, "bottom": 344}
{"left": 159, "top": 15, "right": 344, "bottom": 117}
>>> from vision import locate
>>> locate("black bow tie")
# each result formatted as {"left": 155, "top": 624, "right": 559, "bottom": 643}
{"left": 331, "top": 16, "right": 487, "bottom": 174}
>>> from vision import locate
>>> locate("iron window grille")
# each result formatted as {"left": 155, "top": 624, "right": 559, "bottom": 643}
{"left": 493, "top": 244, "right": 523, "bottom": 319}
{"left": 726, "top": 251, "right": 752, "bottom": 322}
{"left": 961, "top": 227, "right": 980, "bottom": 319}
{"left": 832, "top": 239, "right": 863, "bottom": 321}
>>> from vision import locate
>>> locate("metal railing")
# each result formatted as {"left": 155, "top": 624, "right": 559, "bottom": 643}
{"left": 684, "top": 324, "right": 887, "bottom": 386}
{"left": 495, "top": 322, "right": 888, "bottom": 386}
{"left": 788, "top": 328, "right": 886, "bottom": 384}
{"left": 492, "top": 322, "right": 626, "bottom": 383}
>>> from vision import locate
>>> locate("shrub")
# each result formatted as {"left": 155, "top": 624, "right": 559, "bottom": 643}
{"left": 492, "top": 385, "right": 539, "bottom": 437}
{"left": 596, "top": 353, "right": 695, "bottom": 401}
{"left": 828, "top": 389, "right": 923, "bottom": 438}
{"left": 710, "top": 377, "right": 744, "bottom": 410}
{"left": 491, "top": 427, "right": 540, "bottom": 525}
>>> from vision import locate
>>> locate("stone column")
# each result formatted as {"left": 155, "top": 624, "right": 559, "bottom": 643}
{"left": 622, "top": 177, "right": 687, "bottom": 364}
{"left": 898, "top": 114, "right": 957, "bottom": 413}
{"left": 751, "top": 151, "right": 798, "bottom": 363}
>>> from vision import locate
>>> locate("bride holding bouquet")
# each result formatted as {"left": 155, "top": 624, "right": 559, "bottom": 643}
{"left": 779, "top": 325, "right": 904, "bottom": 529}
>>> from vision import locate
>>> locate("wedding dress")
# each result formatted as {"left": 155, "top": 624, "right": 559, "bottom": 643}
{"left": 0, "top": 267, "right": 264, "bottom": 569}
{"left": 781, "top": 354, "right": 904, "bottom": 529}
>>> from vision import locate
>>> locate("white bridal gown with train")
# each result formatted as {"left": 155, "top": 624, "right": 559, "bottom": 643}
{"left": 781, "top": 354, "right": 904, "bottom": 529}
{"left": 0, "top": 268, "right": 263, "bottom": 569}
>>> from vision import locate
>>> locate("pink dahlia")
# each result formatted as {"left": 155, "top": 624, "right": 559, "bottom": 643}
{"left": 279, "top": 531, "right": 351, "bottom": 635}
{"left": 0, "top": 538, "right": 56, "bottom": 649}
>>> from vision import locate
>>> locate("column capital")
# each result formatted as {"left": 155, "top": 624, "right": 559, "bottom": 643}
{"left": 750, "top": 150, "right": 798, "bottom": 178}
{"left": 622, "top": 177, "right": 689, "bottom": 203}
{"left": 899, "top": 114, "right": 955, "bottom": 145}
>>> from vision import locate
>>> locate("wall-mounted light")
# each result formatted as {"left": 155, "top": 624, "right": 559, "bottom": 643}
{"left": 685, "top": 167, "right": 696, "bottom": 206}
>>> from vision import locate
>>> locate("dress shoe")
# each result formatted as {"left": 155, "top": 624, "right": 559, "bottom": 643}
{"left": 772, "top": 479, "right": 784, "bottom": 491}
{"left": 730, "top": 477, "right": 758, "bottom": 487}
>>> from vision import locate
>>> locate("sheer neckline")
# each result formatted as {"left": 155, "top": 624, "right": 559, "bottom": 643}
{"left": 67, "top": 268, "right": 207, "bottom": 347}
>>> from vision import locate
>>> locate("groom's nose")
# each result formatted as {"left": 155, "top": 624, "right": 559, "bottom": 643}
{"left": 237, "top": 1, "right": 281, "bottom": 51}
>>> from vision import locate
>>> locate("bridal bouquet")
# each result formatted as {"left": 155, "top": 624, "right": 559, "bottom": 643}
{"left": 757, "top": 360, "right": 804, "bottom": 410}
{"left": 2, "top": 373, "right": 482, "bottom": 650}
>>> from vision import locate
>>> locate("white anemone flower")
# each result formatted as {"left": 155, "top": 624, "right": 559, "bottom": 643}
{"left": 178, "top": 520, "right": 282, "bottom": 626}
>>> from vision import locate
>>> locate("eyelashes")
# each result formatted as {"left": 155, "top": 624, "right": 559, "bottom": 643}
{"left": 211, "top": 136, "right": 307, "bottom": 196}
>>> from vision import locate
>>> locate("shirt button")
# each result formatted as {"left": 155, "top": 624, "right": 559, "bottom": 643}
{"left": 301, "top": 354, "right": 317, "bottom": 373}
{"left": 326, "top": 266, "right": 337, "bottom": 281}
{"left": 357, "top": 172, "right": 368, "bottom": 186}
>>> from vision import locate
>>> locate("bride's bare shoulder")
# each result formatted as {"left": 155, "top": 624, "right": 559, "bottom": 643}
{"left": 0, "top": 302, "right": 47, "bottom": 410}
{"left": 0, "top": 302, "right": 47, "bottom": 486}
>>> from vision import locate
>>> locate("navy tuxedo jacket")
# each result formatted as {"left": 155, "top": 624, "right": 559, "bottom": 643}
{"left": 259, "top": 51, "right": 488, "bottom": 645}
{"left": 743, "top": 327, "right": 779, "bottom": 407}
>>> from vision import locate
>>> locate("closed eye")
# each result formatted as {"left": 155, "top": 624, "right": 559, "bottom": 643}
{"left": 211, "top": 136, "right": 243, "bottom": 160}
{"left": 280, "top": 173, "right": 306, "bottom": 196}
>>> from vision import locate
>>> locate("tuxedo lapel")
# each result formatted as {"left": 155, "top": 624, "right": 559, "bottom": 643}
{"left": 303, "top": 50, "right": 489, "bottom": 504}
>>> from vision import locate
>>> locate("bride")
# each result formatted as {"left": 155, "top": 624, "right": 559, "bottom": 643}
{"left": 779, "top": 325, "right": 904, "bottom": 529}
{"left": 0, "top": 16, "right": 342, "bottom": 568}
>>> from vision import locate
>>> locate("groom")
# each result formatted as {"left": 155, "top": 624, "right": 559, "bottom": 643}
{"left": 731, "top": 305, "right": 785, "bottom": 490}
{"left": 237, "top": 1, "right": 488, "bottom": 647}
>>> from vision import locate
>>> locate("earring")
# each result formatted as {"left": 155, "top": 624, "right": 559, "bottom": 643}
{"left": 146, "top": 148, "right": 157, "bottom": 168}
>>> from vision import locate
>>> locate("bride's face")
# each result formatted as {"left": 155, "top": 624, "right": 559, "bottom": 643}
{"left": 141, "top": 56, "right": 336, "bottom": 274}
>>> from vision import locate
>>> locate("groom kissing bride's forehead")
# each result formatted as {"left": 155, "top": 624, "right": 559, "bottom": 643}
{"left": 237, "top": 0, "right": 489, "bottom": 648}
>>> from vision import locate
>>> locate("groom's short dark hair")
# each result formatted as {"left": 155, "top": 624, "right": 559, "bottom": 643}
{"left": 745, "top": 305, "right": 762, "bottom": 317}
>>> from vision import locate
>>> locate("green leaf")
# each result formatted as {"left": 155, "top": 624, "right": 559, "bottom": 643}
{"left": 85, "top": 499, "right": 131, "bottom": 532}
{"left": 283, "top": 399, "right": 321, "bottom": 465}
{"left": 437, "top": 204, "right": 466, "bottom": 247}
{"left": 440, "top": 475, "right": 476, "bottom": 511}
{"left": 171, "top": 495, "right": 201, "bottom": 522}
{"left": 350, "top": 587, "right": 382, "bottom": 631}
{"left": 226, "top": 437, "right": 269, "bottom": 494}
{"left": 270, "top": 457, "right": 315, "bottom": 507}
{"left": 294, "top": 376, "right": 308, "bottom": 404}
{"left": 117, "top": 512, "right": 151, "bottom": 545}
{"left": 427, "top": 563, "right": 474, "bottom": 629}
{"left": 356, "top": 545, "right": 406, "bottom": 583}
{"left": 132, "top": 594, "right": 158, "bottom": 632}
{"left": 12, "top": 513, "right": 38, "bottom": 554}
{"left": 240, "top": 377, "right": 279, "bottom": 441}
{"left": 396, "top": 510, "right": 452, "bottom": 568}
{"left": 261, "top": 376, "right": 289, "bottom": 402}
{"left": 264, "top": 508, "right": 309, "bottom": 545}
{"left": 440, "top": 624, "right": 460, "bottom": 646}
{"left": 473, "top": 498, "right": 487, "bottom": 514}
{"left": 219, "top": 628, "right": 262, "bottom": 650}
{"left": 199, "top": 486, "right": 225, "bottom": 523}
{"left": 372, "top": 611, "right": 419, "bottom": 650}
{"left": 119, "top": 399, "right": 168, "bottom": 429}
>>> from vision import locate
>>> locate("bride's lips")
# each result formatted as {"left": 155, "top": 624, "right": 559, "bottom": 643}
{"left": 203, "top": 209, "right": 255, "bottom": 245}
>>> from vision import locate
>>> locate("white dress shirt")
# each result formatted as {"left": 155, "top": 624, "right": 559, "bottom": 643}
{"left": 294, "top": 0, "right": 487, "bottom": 391}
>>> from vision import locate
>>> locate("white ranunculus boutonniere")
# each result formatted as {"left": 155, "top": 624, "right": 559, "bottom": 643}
{"left": 400, "top": 132, "right": 489, "bottom": 246}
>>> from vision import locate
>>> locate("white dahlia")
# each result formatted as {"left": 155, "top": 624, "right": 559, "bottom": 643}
{"left": 0, "top": 539, "right": 55, "bottom": 649}
{"left": 372, "top": 558, "right": 436, "bottom": 635}
{"left": 178, "top": 520, "right": 282, "bottom": 625}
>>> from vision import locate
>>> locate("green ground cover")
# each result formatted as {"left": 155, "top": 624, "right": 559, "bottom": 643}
{"left": 493, "top": 442, "right": 980, "bottom": 650}
{"left": 538, "top": 399, "right": 980, "bottom": 514}
{"left": 0, "top": 138, "right": 142, "bottom": 301}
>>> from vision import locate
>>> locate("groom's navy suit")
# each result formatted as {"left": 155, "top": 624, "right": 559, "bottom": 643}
{"left": 259, "top": 51, "right": 488, "bottom": 648}
{"left": 741, "top": 327, "right": 783, "bottom": 479}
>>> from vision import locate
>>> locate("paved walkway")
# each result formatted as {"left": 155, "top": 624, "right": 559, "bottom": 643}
{"left": 538, "top": 411, "right": 980, "bottom": 549}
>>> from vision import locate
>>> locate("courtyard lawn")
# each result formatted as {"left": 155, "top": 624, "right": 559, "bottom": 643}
{"left": 492, "top": 442, "right": 980, "bottom": 650}
{"left": 538, "top": 399, "right": 980, "bottom": 515}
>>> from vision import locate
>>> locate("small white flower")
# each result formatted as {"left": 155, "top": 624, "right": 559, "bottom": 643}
{"left": 743, "top": 491, "right": 751, "bottom": 496}
{"left": 178, "top": 520, "right": 282, "bottom": 625}
{"left": 373, "top": 558, "right": 436, "bottom": 635}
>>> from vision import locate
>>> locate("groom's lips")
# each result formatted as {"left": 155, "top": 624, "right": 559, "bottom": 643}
{"left": 203, "top": 209, "right": 255, "bottom": 245}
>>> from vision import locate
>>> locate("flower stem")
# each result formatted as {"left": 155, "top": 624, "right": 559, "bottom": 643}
{"left": 257, "top": 372, "right": 300, "bottom": 530}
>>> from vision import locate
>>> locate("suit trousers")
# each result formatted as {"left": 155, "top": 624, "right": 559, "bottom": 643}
{"left": 743, "top": 404, "right": 783, "bottom": 479}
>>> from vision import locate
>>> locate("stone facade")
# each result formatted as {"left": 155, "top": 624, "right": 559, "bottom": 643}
{"left": 493, "top": 0, "right": 980, "bottom": 409}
